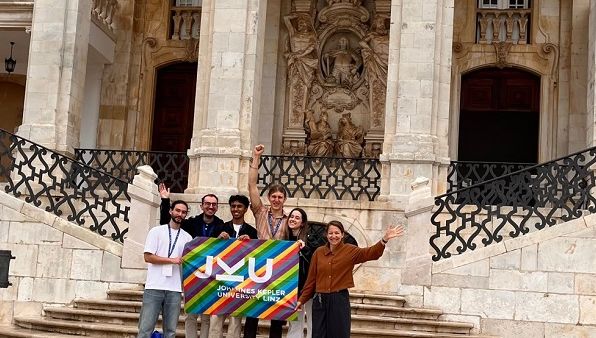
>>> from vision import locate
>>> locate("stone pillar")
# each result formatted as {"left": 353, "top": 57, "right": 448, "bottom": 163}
{"left": 587, "top": 2, "right": 596, "bottom": 147}
{"left": 380, "top": 0, "right": 454, "bottom": 203}
{"left": 569, "top": 1, "right": 589, "bottom": 152}
{"left": 402, "top": 177, "right": 434, "bottom": 286}
{"left": 17, "top": 0, "right": 91, "bottom": 154}
{"left": 122, "top": 165, "right": 161, "bottom": 270}
{"left": 186, "top": 0, "right": 268, "bottom": 195}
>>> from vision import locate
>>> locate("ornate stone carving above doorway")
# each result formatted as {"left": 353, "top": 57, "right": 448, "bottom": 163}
{"left": 281, "top": 0, "right": 389, "bottom": 158}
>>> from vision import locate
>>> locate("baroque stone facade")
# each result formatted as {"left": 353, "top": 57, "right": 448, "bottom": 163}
{"left": 281, "top": 0, "right": 390, "bottom": 158}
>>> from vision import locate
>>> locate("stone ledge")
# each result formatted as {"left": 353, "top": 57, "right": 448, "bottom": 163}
{"left": 0, "top": 191, "right": 123, "bottom": 257}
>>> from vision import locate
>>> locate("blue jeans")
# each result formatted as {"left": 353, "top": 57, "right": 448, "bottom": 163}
{"left": 137, "top": 289, "right": 182, "bottom": 338}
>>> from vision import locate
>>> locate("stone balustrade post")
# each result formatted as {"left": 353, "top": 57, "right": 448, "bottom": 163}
{"left": 121, "top": 165, "right": 160, "bottom": 269}
{"left": 402, "top": 176, "right": 434, "bottom": 286}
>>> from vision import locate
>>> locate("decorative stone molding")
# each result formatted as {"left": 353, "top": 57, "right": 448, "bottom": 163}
{"left": 282, "top": 0, "right": 388, "bottom": 158}
{"left": 493, "top": 41, "right": 512, "bottom": 69}
{"left": 477, "top": 8, "right": 530, "bottom": 45}
{"left": 91, "top": 0, "right": 118, "bottom": 39}
{"left": 170, "top": 6, "right": 201, "bottom": 40}
{"left": 0, "top": 1, "right": 33, "bottom": 28}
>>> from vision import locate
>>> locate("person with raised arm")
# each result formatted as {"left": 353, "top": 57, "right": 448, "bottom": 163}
{"left": 296, "top": 220, "right": 405, "bottom": 338}
{"left": 244, "top": 144, "right": 289, "bottom": 338}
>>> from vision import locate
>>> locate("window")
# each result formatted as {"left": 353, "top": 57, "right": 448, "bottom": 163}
{"left": 175, "top": 0, "right": 201, "bottom": 6}
{"left": 478, "top": 0, "right": 530, "bottom": 9}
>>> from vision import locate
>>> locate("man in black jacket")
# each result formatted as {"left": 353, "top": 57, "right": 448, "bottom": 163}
{"left": 158, "top": 184, "right": 232, "bottom": 338}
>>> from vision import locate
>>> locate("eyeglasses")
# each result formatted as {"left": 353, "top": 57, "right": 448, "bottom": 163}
{"left": 203, "top": 202, "right": 218, "bottom": 207}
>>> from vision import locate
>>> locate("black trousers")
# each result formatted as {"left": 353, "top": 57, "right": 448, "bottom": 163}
{"left": 243, "top": 317, "right": 284, "bottom": 338}
{"left": 312, "top": 290, "right": 350, "bottom": 338}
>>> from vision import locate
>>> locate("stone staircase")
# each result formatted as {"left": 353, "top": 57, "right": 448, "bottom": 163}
{"left": 0, "top": 289, "right": 498, "bottom": 338}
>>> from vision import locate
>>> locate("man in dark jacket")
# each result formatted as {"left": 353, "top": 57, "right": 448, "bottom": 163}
{"left": 158, "top": 184, "right": 232, "bottom": 338}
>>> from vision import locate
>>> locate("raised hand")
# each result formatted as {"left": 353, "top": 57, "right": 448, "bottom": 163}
{"left": 253, "top": 144, "right": 265, "bottom": 157}
{"left": 382, "top": 224, "right": 406, "bottom": 242}
{"left": 158, "top": 183, "right": 170, "bottom": 199}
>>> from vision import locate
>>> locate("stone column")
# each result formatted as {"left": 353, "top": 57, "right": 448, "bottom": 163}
{"left": 587, "top": 2, "right": 596, "bottom": 147}
{"left": 17, "top": 0, "right": 91, "bottom": 154}
{"left": 121, "top": 165, "right": 161, "bottom": 270}
{"left": 186, "top": 0, "right": 268, "bottom": 195}
{"left": 380, "top": 0, "right": 454, "bottom": 203}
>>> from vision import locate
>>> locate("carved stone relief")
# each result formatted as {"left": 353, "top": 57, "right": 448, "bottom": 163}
{"left": 281, "top": 0, "right": 389, "bottom": 158}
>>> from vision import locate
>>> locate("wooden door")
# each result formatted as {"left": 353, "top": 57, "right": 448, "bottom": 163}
{"left": 458, "top": 67, "right": 540, "bottom": 163}
{"left": 151, "top": 62, "right": 197, "bottom": 152}
{"left": 151, "top": 62, "right": 197, "bottom": 191}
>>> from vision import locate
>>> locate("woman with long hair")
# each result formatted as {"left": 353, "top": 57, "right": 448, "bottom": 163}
{"left": 286, "top": 207, "right": 312, "bottom": 338}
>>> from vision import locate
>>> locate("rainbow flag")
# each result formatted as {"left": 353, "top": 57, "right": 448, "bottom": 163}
{"left": 182, "top": 238, "right": 299, "bottom": 320}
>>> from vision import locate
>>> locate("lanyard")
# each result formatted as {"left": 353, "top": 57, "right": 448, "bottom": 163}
{"left": 268, "top": 213, "right": 283, "bottom": 237}
{"left": 168, "top": 225, "right": 181, "bottom": 258}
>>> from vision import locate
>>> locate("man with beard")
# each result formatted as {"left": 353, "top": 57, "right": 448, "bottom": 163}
{"left": 159, "top": 184, "right": 233, "bottom": 338}
{"left": 137, "top": 200, "right": 193, "bottom": 338}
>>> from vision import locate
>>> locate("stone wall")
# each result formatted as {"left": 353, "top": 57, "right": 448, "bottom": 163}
{"left": 0, "top": 191, "right": 145, "bottom": 324}
{"left": 405, "top": 211, "right": 596, "bottom": 337}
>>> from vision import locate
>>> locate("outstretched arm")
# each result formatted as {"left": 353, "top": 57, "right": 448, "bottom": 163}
{"left": 353, "top": 224, "right": 406, "bottom": 264}
{"left": 248, "top": 144, "right": 264, "bottom": 211}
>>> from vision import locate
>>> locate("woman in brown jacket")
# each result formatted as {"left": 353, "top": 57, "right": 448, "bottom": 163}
{"left": 296, "top": 220, "right": 405, "bottom": 338}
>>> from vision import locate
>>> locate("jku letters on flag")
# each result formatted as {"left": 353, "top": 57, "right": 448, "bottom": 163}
{"left": 182, "top": 238, "right": 299, "bottom": 320}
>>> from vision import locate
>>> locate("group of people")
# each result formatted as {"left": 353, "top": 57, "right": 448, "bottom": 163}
{"left": 137, "top": 145, "right": 405, "bottom": 338}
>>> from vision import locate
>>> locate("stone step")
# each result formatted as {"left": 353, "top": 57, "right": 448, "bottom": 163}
{"left": 12, "top": 317, "right": 497, "bottom": 338}
{"left": 0, "top": 325, "right": 79, "bottom": 338}
{"left": 107, "top": 289, "right": 408, "bottom": 307}
{"left": 43, "top": 307, "right": 472, "bottom": 334}
{"left": 351, "top": 303, "right": 443, "bottom": 320}
{"left": 75, "top": 298, "right": 439, "bottom": 320}
{"left": 350, "top": 290, "right": 407, "bottom": 307}
{"left": 73, "top": 299, "right": 142, "bottom": 313}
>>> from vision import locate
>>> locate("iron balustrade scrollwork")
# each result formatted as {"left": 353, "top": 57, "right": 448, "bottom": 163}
{"left": 74, "top": 149, "right": 189, "bottom": 193}
{"left": 257, "top": 155, "right": 381, "bottom": 201}
{"left": 431, "top": 147, "right": 596, "bottom": 261}
{"left": 447, "top": 161, "right": 534, "bottom": 193}
{"left": 0, "top": 129, "right": 129, "bottom": 242}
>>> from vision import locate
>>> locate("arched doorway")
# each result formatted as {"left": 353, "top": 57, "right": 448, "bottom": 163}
{"left": 151, "top": 62, "right": 197, "bottom": 191}
{"left": 458, "top": 67, "right": 540, "bottom": 164}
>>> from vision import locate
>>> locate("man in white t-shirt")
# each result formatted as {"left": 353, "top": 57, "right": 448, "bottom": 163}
{"left": 137, "top": 200, "right": 193, "bottom": 338}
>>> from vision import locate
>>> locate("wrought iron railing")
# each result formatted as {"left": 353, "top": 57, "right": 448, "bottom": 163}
{"left": 431, "top": 147, "right": 596, "bottom": 261}
{"left": 257, "top": 155, "right": 381, "bottom": 201}
{"left": 74, "top": 149, "right": 189, "bottom": 193}
{"left": 0, "top": 129, "right": 129, "bottom": 242}
{"left": 447, "top": 161, "right": 534, "bottom": 193}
